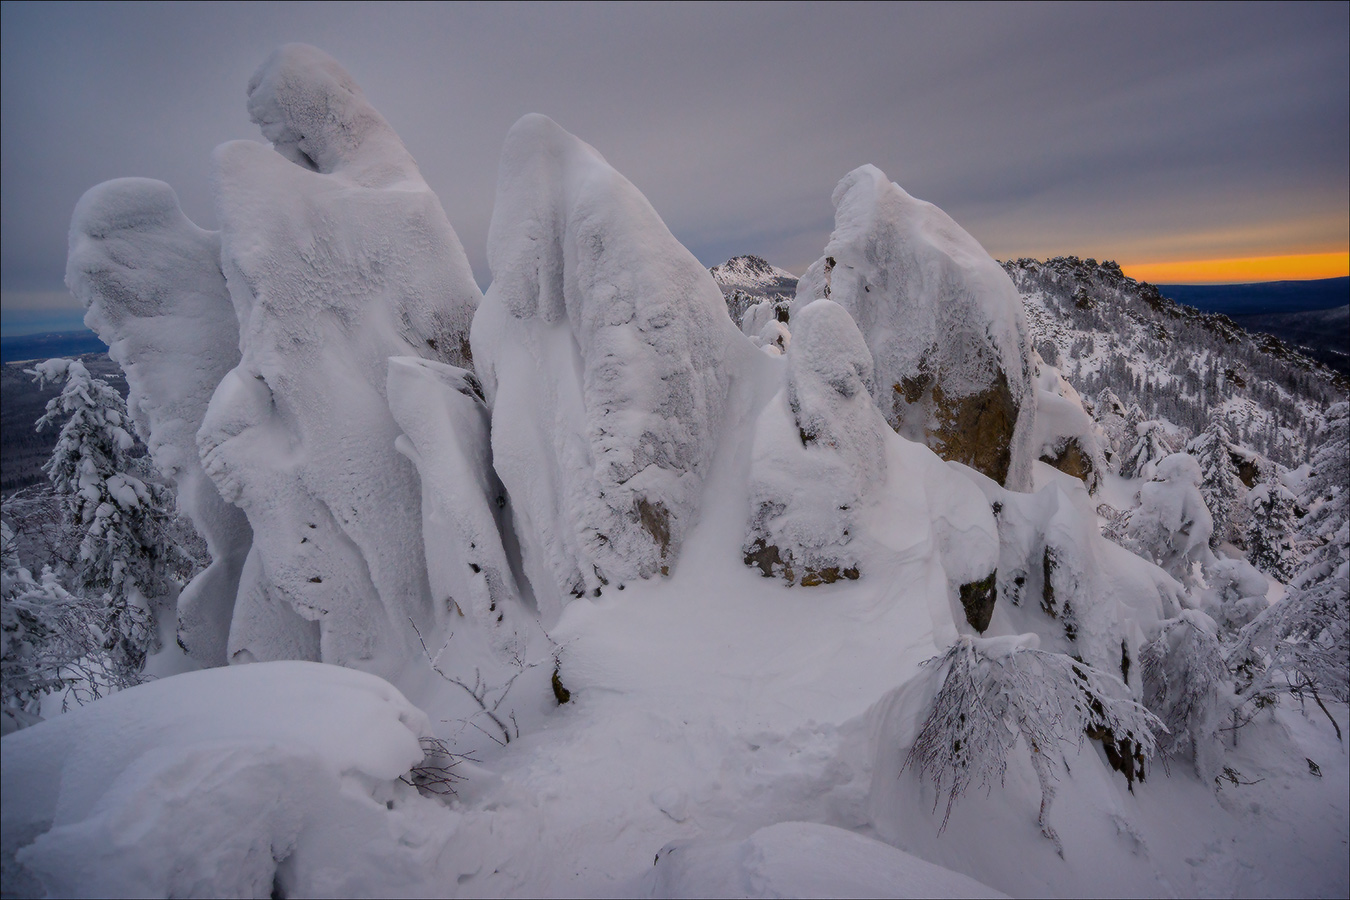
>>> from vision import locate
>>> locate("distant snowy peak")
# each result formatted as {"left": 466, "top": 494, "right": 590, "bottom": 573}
{"left": 709, "top": 255, "right": 799, "bottom": 295}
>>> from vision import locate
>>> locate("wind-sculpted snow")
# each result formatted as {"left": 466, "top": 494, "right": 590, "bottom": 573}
{"left": 744, "top": 299, "right": 888, "bottom": 584}
{"left": 66, "top": 178, "right": 251, "bottom": 667}
{"left": 198, "top": 44, "right": 482, "bottom": 670}
{"left": 795, "top": 165, "right": 1036, "bottom": 489}
{"left": 388, "top": 356, "right": 537, "bottom": 669}
{"left": 471, "top": 114, "right": 749, "bottom": 620}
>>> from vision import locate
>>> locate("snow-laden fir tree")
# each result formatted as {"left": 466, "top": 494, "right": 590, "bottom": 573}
{"left": 904, "top": 635, "right": 1161, "bottom": 855}
{"left": 1, "top": 522, "right": 133, "bottom": 734}
{"left": 1140, "top": 611, "right": 1227, "bottom": 784}
{"left": 29, "top": 358, "right": 187, "bottom": 673}
{"left": 1120, "top": 419, "right": 1175, "bottom": 481}
{"left": 1243, "top": 474, "right": 1300, "bottom": 582}
{"left": 1187, "top": 411, "right": 1241, "bottom": 549}
{"left": 1227, "top": 402, "right": 1349, "bottom": 735}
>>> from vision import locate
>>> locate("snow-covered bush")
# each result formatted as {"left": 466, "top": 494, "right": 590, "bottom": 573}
{"left": 67, "top": 176, "right": 252, "bottom": 667}
{"left": 793, "top": 164, "right": 1037, "bottom": 489}
{"left": 1188, "top": 412, "right": 1242, "bottom": 548}
{"left": 1243, "top": 475, "right": 1300, "bottom": 582}
{"left": 744, "top": 299, "right": 886, "bottom": 584}
{"left": 1140, "top": 611, "right": 1227, "bottom": 784}
{"left": 1124, "top": 453, "right": 1214, "bottom": 583}
{"left": 902, "top": 635, "right": 1161, "bottom": 852}
{"left": 29, "top": 358, "right": 186, "bottom": 673}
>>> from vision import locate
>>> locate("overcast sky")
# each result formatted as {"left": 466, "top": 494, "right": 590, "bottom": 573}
{"left": 2, "top": 1, "right": 1347, "bottom": 326}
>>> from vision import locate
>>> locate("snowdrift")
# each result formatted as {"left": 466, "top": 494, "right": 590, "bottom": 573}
{"left": 0, "top": 662, "right": 455, "bottom": 899}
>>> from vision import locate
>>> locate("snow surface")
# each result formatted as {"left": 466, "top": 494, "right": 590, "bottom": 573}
{"left": 198, "top": 44, "right": 482, "bottom": 674}
{"left": 66, "top": 177, "right": 252, "bottom": 667}
{"left": 793, "top": 165, "right": 1037, "bottom": 489}
{"left": 470, "top": 113, "right": 759, "bottom": 620}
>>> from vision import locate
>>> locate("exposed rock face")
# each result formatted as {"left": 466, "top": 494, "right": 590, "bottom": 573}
{"left": 471, "top": 114, "right": 749, "bottom": 622}
{"left": 198, "top": 44, "right": 482, "bottom": 671}
{"left": 744, "top": 299, "right": 887, "bottom": 585}
{"left": 67, "top": 178, "right": 252, "bottom": 666}
{"left": 794, "top": 165, "right": 1037, "bottom": 490}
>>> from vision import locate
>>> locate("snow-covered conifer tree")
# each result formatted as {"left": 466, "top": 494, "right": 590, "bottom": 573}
{"left": 1, "top": 522, "right": 130, "bottom": 733}
{"left": 1243, "top": 475, "right": 1300, "bottom": 582}
{"left": 1228, "top": 402, "right": 1350, "bottom": 729}
{"left": 1120, "top": 419, "right": 1174, "bottom": 481}
{"left": 1188, "top": 412, "right": 1241, "bottom": 548}
{"left": 29, "top": 358, "right": 185, "bottom": 673}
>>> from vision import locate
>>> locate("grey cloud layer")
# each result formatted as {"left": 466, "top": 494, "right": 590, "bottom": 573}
{"left": 2, "top": 1, "right": 1346, "bottom": 301}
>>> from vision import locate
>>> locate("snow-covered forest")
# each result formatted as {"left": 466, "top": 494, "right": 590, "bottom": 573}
{"left": 2, "top": 44, "right": 1346, "bottom": 899}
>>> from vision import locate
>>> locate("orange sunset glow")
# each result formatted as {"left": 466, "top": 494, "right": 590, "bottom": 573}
{"left": 1120, "top": 251, "right": 1350, "bottom": 285}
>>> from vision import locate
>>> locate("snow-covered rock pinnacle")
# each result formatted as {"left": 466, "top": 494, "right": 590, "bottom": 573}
{"left": 198, "top": 44, "right": 483, "bottom": 671}
{"left": 66, "top": 177, "right": 252, "bottom": 667}
{"left": 744, "top": 299, "right": 887, "bottom": 584}
{"left": 795, "top": 165, "right": 1037, "bottom": 490}
{"left": 471, "top": 114, "right": 750, "bottom": 621}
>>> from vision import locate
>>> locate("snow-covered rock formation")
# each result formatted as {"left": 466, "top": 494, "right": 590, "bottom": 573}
{"left": 66, "top": 178, "right": 252, "bottom": 667}
{"left": 198, "top": 44, "right": 482, "bottom": 670}
{"left": 471, "top": 114, "right": 751, "bottom": 621}
{"left": 794, "top": 165, "right": 1037, "bottom": 490}
{"left": 744, "top": 299, "right": 888, "bottom": 584}
{"left": 387, "top": 356, "right": 534, "bottom": 667}
{"left": 1032, "top": 353, "right": 1108, "bottom": 492}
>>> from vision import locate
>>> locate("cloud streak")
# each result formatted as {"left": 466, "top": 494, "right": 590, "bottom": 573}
{"left": 2, "top": 1, "right": 1346, "bottom": 307}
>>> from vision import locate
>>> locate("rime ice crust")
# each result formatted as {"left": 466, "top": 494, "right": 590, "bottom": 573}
{"left": 795, "top": 165, "right": 1037, "bottom": 490}
{"left": 471, "top": 114, "right": 746, "bottom": 620}
{"left": 196, "top": 44, "right": 483, "bottom": 671}
{"left": 66, "top": 178, "right": 253, "bottom": 667}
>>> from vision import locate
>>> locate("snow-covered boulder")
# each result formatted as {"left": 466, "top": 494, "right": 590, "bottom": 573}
{"left": 794, "top": 165, "right": 1037, "bottom": 490}
{"left": 66, "top": 177, "right": 252, "bottom": 667}
{"left": 0, "top": 662, "right": 455, "bottom": 899}
{"left": 198, "top": 44, "right": 483, "bottom": 671}
{"left": 471, "top": 114, "right": 750, "bottom": 620}
{"left": 744, "top": 299, "right": 888, "bottom": 585}
{"left": 1032, "top": 354, "right": 1108, "bottom": 493}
